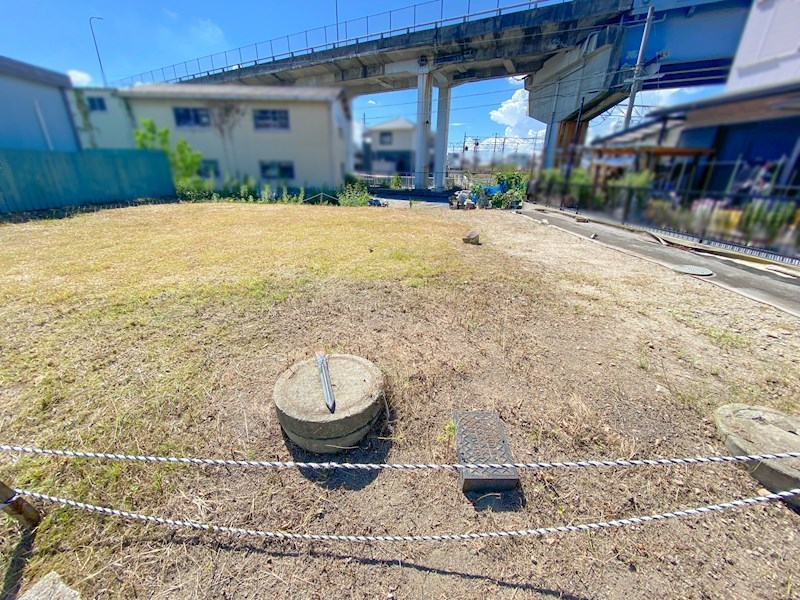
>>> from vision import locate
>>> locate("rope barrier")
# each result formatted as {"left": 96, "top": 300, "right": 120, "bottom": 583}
{"left": 1, "top": 444, "right": 799, "bottom": 472}
{"left": 14, "top": 487, "right": 800, "bottom": 542}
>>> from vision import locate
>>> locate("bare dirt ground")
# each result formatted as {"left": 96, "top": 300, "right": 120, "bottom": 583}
{"left": 0, "top": 204, "right": 798, "bottom": 599}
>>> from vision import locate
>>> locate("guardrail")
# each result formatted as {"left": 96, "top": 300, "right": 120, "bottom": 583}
{"left": 357, "top": 171, "right": 468, "bottom": 190}
{"left": 115, "top": 0, "right": 568, "bottom": 87}
{"left": 535, "top": 183, "right": 800, "bottom": 264}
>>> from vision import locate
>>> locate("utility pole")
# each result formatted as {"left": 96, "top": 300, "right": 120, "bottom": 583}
{"left": 89, "top": 17, "right": 107, "bottom": 87}
{"left": 623, "top": 5, "right": 654, "bottom": 130}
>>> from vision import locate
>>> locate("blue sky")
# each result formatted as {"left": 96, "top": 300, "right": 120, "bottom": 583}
{"left": 2, "top": 0, "right": 721, "bottom": 152}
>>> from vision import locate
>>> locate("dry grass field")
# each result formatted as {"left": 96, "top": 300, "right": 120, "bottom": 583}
{"left": 0, "top": 203, "right": 798, "bottom": 599}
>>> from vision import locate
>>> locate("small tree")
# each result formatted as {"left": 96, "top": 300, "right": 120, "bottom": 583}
{"left": 134, "top": 119, "right": 202, "bottom": 184}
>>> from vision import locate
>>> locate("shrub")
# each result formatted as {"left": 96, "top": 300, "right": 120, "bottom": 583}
{"left": 337, "top": 181, "right": 370, "bottom": 206}
{"left": 134, "top": 119, "right": 202, "bottom": 185}
{"left": 390, "top": 173, "right": 403, "bottom": 190}
{"left": 494, "top": 170, "right": 526, "bottom": 192}
{"left": 176, "top": 177, "right": 215, "bottom": 202}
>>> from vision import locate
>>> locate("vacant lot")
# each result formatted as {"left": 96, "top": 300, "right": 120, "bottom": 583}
{"left": 0, "top": 203, "right": 798, "bottom": 599}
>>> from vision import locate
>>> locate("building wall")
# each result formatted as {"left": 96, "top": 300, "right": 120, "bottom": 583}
{"left": 371, "top": 128, "right": 414, "bottom": 152}
{"left": 727, "top": 0, "right": 800, "bottom": 92}
{"left": 75, "top": 94, "right": 344, "bottom": 188}
{"left": 0, "top": 74, "right": 79, "bottom": 151}
{"left": 330, "top": 99, "right": 350, "bottom": 182}
{"left": 68, "top": 89, "right": 136, "bottom": 149}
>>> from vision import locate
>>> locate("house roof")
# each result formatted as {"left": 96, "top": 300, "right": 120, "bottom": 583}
{"left": 590, "top": 118, "right": 684, "bottom": 147}
{"left": 0, "top": 55, "right": 72, "bottom": 89}
{"left": 648, "top": 78, "right": 800, "bottom": 118}
{"left": 117, "top": 83, "right": 345, "bottom": 103}
{"left": 367, "top": 118, "right": 416, "bottom": 131}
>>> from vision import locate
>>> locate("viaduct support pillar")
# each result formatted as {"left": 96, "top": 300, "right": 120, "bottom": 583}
{"left": 433, "top": 85, "right": 451, "bottom": 190}
{"left": 414, "top": 64, "right": 432, "bottom": 189}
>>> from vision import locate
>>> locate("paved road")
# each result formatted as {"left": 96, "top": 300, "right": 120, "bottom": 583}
{"left": 520, "top": 209, "right": 800, "bottom": 317}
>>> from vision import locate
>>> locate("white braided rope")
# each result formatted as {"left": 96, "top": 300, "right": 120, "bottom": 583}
{"left": 15, "top": 487, "right": 800, "bottom": 542}
{"left": 1, "top": 444, "right": 799, "bottom": 472}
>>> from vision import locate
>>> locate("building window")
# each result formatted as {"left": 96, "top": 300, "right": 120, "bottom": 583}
{"left": 379, "top": 131, "right": 393, "bottom": 145}
{"left": 173, "top": 107, "right": 211, "bottom": 127}
{"left": 253, "top": 109, "right": 289, "bottom": 130}
{"left": 260, "top": 160, "right": 294, "bottom": 180}
{"left": 87, "top": 97, "right": 107, "bottom": 112}
{"left": 198, "top": 159, "right": 220, "bottom": 178}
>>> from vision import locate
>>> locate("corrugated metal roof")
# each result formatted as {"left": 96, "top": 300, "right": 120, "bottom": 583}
{"left": 117, "top": 83, "right": 344, "bottom": 102}
{"left": 648, "top": 78, "right": 800, "bottom": 118}
{"left": 0, "top": 55, "right": 72, "bottom": 89}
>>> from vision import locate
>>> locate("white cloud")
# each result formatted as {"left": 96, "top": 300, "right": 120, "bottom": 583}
{"left": 67, "top": 69, "right": 92, "bottom": 86}
{"left": 451, "top": 122, "right": 468, "bottom": 127}
{"left": 189, "top": 18, "right": 226, "bottom": 47}
{"left": 488, "top": 88, "right": 546, "bottom": 151}
{"left": 507, "top": 76, "right": 525, "bottom": 86}
{"left": 366, "top": 100, "right": 377, "bottom": 105}
{"left": 163, "top": 8, "right": 178, "bottom": 19}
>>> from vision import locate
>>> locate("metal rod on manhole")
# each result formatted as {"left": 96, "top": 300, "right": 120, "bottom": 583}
{"left": 0, "top": 480, "right": 40, "bottom": 529}
{"left": 315, "top": 351, "right": 336, "bottom": 414}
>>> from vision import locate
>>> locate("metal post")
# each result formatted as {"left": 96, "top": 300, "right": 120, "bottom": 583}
{"left": 623, "top": 5, "right": 654, "bottom": 130}
{"left": 1, "top": 481, "right": 40, "bottom": 529}
{"left": 335, "top": 0, "right": 340, "bottom": 40}
{"left": 89, "top": 17, "right": 108, "bottom": 87}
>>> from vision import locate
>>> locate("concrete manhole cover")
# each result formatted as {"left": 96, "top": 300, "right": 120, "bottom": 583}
{"left": 273, "top": 354, "right": 384, "bottom": 454}
{"left": 673, "top": 264, "right": 714, "bottom": 276}
{"left": 715, "top": 403, "right": 800, "bottom": 508}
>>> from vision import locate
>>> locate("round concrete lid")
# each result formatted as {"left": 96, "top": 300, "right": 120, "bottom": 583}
{"left": 715, "top": 403, "right": 800, "bottom": 507}
{"left": 274, "top": 354, "right": 383, "bottom": 422}
{"left": 673, "top": 264, "right": 714, "bottom": 276}
{"left": 274, "top": 354, "right": 384, "bottom": 454}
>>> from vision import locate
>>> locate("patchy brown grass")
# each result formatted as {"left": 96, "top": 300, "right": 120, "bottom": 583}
{"left": 0, "top": 203, "right": 798, "bottom": 599}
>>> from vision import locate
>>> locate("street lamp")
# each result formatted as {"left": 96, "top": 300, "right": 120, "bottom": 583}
{"left": 89, "top": 17, "right": 108, "bottom": 87}
{"left": 335, "top": 0, "right": 340, "bottom": 40}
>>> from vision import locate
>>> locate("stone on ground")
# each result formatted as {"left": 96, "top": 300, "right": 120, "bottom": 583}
{"left": 462, "top": 230, "right": 480, "bottom": 245}
{"left": 21, "top": 572, "right": 81, "bottom": 600}
{"left": 274, "top": 354, "right": 384, "bottom": 454}
{"left": 715, "top": 403, "right": 800, "bottom": 507}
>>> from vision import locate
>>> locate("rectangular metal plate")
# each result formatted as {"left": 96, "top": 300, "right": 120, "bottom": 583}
{"left": 453, "top": 411, "right": 519, "bottom": 493}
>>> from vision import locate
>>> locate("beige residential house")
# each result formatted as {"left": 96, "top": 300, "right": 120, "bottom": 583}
{"left": 363, "top": 118, "right": 433, "bottom": 175}
{"left": 68, "top": 84, "right": 352, "bottom": 188}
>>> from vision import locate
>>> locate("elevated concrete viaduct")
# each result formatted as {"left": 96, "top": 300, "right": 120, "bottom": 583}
{"left": 134, "top": 0, "right": 753, "bottom": 186}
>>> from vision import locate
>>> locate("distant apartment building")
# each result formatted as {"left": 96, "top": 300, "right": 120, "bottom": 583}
{"left": 0, "top": 55, "right": 80, "bottom": 151}
{"left": 69, "top": 84, "right": 353, "bottom": 188}
{"left": 362, "top": 118, "right": 433, "bottom": 175}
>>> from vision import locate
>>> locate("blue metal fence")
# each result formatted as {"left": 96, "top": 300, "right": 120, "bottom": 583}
{"left": 0, "top": 149, "right": 175, "bottom": 214}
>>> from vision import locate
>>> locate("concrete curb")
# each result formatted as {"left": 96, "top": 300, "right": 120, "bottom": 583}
{"left": 516, "top": 212, "right": 800, "bottom": 319}
{"left": 521, "top": 203, "right": 800, "bottom": 275}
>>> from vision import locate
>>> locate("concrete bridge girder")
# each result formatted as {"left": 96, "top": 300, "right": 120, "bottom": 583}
{"left": 182, "top": 0, "right": 750, "bottom": 183}
{"left": 526, "top": 26, "right": 627, "bottom": 168}
{"left": 196, "top": 0, "right": 632, "bottom": 97}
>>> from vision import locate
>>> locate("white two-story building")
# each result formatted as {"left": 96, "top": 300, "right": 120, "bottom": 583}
{"left": 68, "top": 84, "right": 352, "bottom": 189}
